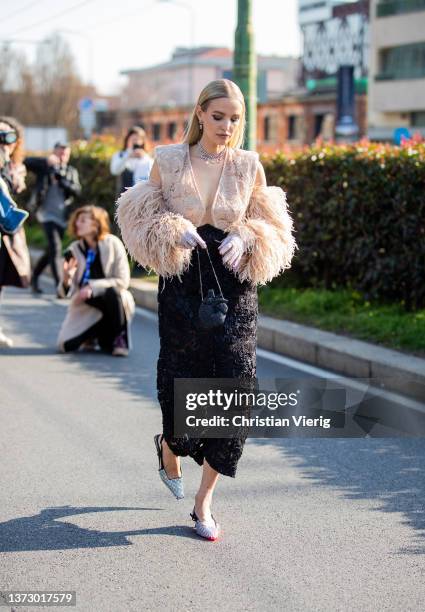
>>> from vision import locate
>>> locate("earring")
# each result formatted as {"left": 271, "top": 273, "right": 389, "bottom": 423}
{"left": 199, "top": 121, "right": 203, "bottom": 130}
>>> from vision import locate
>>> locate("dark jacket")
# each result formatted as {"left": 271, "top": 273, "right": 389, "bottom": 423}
{"left": 24, "top": 157, "right": 81, "bottom": 212}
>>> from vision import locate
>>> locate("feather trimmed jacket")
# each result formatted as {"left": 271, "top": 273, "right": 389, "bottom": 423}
{"left": 115, "top": 142, "right": 297, "bottom": 286}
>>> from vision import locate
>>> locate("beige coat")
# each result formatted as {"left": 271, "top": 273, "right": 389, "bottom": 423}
{"left": 115, "top": 142, "right": 297, "bottom": 286}
{"left": 57, "top": 233, "right": 135, "bottom": 351}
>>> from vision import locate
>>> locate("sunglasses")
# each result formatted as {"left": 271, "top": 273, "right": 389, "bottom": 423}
{"left": 0, "top": 130, "right": 18, "bottom": 145}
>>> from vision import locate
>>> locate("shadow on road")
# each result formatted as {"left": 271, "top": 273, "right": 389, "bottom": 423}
{"left": 3, "top": 288, "right": 425, "bottom": 555}
{"left": 250, "top": 436, "right": 425, "bottom": 555}
{"left": 0, "top": 505, "right": 203, "bottom": 553}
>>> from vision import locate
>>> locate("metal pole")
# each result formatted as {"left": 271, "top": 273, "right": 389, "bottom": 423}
{"left": 233, "top": 0, "right": 257, "bottom": 150}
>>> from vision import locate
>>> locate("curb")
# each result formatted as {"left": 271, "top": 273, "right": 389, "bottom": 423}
{"left": 29, "top": 248, "right": 425, "bottom": 404}
{"left": 130, "top": 278, "right": 425, "bottom": 404}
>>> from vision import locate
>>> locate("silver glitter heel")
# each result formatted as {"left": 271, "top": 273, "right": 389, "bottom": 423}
{"left": 154, "top": 434, "right": 184, "bottom": 500}
{"left": 190, "top": 507, "right": 220, "bottom": 541}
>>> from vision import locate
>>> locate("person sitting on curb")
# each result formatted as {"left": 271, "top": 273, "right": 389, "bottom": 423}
{"left": 57, "top": 205, "right": 135, "bottom": 356}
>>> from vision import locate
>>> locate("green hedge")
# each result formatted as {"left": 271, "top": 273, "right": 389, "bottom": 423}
{"left": 70, "top": 138, "right": 118, "bottom": 222}
{"left": 263, "top": 140, "right": 425, "bottom": 310}
{"left": 21, "top": 137, "right": 425, "bottom": 311}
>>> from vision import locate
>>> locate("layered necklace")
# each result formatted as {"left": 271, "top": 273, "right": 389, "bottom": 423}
{"left": 197, "top": 141, "right": 227, "bottom": 164}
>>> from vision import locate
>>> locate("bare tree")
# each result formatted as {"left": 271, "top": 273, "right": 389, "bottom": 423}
{"left": 0, "top": 34, "right": 87, "bottom": 137}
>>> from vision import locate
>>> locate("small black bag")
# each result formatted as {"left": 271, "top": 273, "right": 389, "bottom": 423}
{"left": 196, "top": 245, "right": 228, "bottom": 329}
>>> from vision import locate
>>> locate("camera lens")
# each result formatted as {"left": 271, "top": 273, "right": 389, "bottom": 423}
{"left": 6, "top": 132, "right": 17, "bottom": 144}
{"left": 0, "top": 131, "right": 17, "bottom": 145}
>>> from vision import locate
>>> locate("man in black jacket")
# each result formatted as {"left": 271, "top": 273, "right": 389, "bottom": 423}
{"left": 25, "top": 142, "right": 81, "bottom": 294}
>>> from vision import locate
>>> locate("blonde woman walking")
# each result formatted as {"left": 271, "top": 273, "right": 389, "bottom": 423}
{"left": 116, "top": 79, "right": 296, "bottom": 541}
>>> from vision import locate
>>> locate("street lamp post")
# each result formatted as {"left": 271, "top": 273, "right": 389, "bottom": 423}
{"left": 233, "top": 0, "right": 257, "bottom": 150}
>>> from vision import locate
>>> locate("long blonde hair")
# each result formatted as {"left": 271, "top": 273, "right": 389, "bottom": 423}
{"left": 183, "top": 79, "right": 246, "bottom": 149}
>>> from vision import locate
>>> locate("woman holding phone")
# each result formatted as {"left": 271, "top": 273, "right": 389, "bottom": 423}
{"left": 57, "top": 204, "right": 135, "bottom": 356}
{"left": 110, "top": 126, "right": 154, "bottom": 197}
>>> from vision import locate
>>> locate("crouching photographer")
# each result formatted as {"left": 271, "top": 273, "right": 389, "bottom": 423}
{"left": 57, "top": 205, "right": 135, "bottom": 357}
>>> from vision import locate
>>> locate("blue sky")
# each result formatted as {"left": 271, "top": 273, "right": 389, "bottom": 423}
{"left": 1, "top": 0, "right": 301, "bottom": 94}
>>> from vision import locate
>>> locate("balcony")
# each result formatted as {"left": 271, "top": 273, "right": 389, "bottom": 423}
{"left": 377, "top": 0, "right": 425, "bottom": 17}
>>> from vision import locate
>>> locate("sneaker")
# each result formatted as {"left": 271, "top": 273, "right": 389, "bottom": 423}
{"left": 0, "top": 329, "right": 14, "bottom": 348}
{"left": 112, "top": 331, "right": 128, "bottom": 357}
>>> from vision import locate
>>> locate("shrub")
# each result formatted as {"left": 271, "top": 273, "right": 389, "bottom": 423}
{"left": 262, "top": 139, "right": 425, "bottom": 310}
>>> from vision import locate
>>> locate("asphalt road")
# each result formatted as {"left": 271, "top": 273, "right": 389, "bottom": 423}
{"left": 1, "top": 284, "right": 424, "bottom": 612}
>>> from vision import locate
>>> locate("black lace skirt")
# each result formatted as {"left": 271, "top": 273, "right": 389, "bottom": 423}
{"left": 156, "top": 223, "right": 258, "bottom": 477}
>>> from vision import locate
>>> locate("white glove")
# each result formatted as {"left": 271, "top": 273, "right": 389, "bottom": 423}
{"left": 218, "top": 234, "right": 245, "bottom": 270}
{"left": 179, "top": 227, "right": 207, "bottom": 249}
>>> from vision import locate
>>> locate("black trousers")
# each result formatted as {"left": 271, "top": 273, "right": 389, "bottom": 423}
{"left": 0, "top": 234, "right": 24, "bottom": 289}
{"left": 33, "top": 221, "right": 65, "bottom": 286}
{"left": 157, "top": 224, "right": 258, "bottom": 478}
{"left": 63, "top": 287, "right": 127, "bottom": 353}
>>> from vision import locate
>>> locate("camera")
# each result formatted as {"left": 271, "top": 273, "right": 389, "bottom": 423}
{"left": 0, "top": 131, "right": 18, "bottom": 146}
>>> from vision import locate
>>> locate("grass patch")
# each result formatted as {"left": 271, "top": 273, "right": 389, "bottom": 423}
{"left": 25, "top": 224, "right": 48, "bottom": 249}
{"left": 258, "top": 286, "right": 425, "bottom": 356}
{"left": 140, "top": 274, "right": 159, "bottom": 283}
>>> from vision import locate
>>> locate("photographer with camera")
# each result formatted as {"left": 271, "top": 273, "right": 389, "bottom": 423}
{"left": 0, "top": 116, "right": 31, "bottom": 348}
{"left": 25, "top": 141, "right": 81, "bottom": 295}
{"left": 110, "top": 126, "right": 153, "bottom": 197}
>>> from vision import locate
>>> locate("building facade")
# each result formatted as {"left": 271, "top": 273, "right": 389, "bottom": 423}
{"left": 120, "top": 46, "right": 300, "bottom": 111}
{"left": 121, "top": 91, "right": 367, "bottom": 156}
{"left": 368, "top": 0, "right": 425, "bottom": 140}
{"left": 300, "top": 0, "right": 369, "bottom": 81}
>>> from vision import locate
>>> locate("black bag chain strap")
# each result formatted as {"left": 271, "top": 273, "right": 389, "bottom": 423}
{"left": 196, "top": 244, "right": 225, "bottom": 300}
{"left": 196, "top": 243, "right": 229, "bottom": 329}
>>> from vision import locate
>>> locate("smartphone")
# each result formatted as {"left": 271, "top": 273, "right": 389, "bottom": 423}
{"left": 63, "top": 249, "right": 74, "bottom": 262}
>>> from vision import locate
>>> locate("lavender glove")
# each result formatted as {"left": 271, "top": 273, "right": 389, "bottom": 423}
{"left": 179, "top": 227, "right": 207, "bottom": 249}
{"left": 218, "top": 234, "right": 245, "bottom": 270}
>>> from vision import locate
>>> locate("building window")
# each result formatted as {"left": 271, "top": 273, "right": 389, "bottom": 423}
{"left": 411, "top": 111, "right": 425, "bottom": 127}
{"left": 287, "top": 115, "right": 298, "bottom": 140}
{"left": 263, "top": 115, "right": 278, "bottom": 142}
{"left": 314, "top": 114, "right": 325, "bottom": 138}
{"left": 377, "top": 42, "right": 425, "bottom": 80}
{"left": 152, "top": 123, "right": 161, "bottom": 141}
{"left": 377, "top": 0, "right": 425, "bottom": 18}
{"left": 167, "top": 122, "right": 177, "bottom": 139}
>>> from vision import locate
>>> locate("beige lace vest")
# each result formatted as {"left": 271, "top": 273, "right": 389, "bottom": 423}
{"left": 154, "top": 142, "right": 259, "bottom": 229}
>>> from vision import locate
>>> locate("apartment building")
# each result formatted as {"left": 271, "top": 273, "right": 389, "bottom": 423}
{"left": 368, "top": 0, "right": 425, "bottom": 139}
{"left": 120, "top": 46, "right": 300, "bottom": 111}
